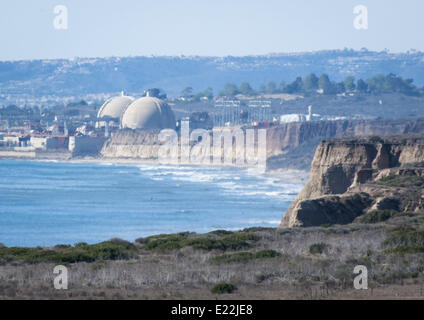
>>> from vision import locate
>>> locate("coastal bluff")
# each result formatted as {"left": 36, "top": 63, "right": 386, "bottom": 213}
{"left": 280, "top": 135, "right": 424, "bottom": 227}
{"left": 266, "top": 117, "right": 424, "bottom": 170}
{"left": 100, "top": 118, "right": 424, "bottom": 171}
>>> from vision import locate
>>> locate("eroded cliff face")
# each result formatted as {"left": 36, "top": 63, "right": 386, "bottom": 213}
{"left": 101, "top": 128, "right": 266, "bottom": 166}
{"left": 102, "top": 119, "right": 424, "bottom": 169}
{"left": 101, "top": 130, "right": 162, "bottom": 159}
{"left": 280, "top": 135, "right": 424, "bottom": 228}
{"left": 266, "top": 118, "right": 424, "bottom": 170}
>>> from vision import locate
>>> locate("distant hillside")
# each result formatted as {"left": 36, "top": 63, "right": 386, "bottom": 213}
{"left": 1, "top": 49, "right": 424, "bottom": 99}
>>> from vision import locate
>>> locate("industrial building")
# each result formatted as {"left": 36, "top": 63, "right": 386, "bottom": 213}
{"left": 247, "top": 100, "right": 272, "bottom": 123}
{"left": 30, "top": 136, "right": 68, "bottom": 150}
{"left": 97, "top": 95, "right": 134, "bottom": 119}
{"left": 97, "top": 92, "right": 176, "bottom": 131}
{"left": 280, "top": 106, "right": 316, "bottom": 123}
{"left": 213, "top": 99, "right": 241, "bottom": 127}
{"left": 121, "top": 96, "right": 176, "bottom": 130}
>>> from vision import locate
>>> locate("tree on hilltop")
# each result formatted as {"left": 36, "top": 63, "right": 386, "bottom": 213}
{"left": 318, "top": 74, "right": 334, "bottom": 94}
{"left": 181, "top": 87, "right": 193, "bottom": 98}
{"left": 239, "top": 82, "right": 255, "bottom": 96}
{"left": 267, "top": 81, "right": 277, "bottom": 94}
{"left": 344, "top": 76, "right": 356, "bottom": 92}
{"left": 284, "top": 77, "right": 304, "bottom": 94}
{"left": 223, "top": 83, "right": 239, "bottom": 97}
{"left": 303, "top": 73, "right": 319, "bottom": 91}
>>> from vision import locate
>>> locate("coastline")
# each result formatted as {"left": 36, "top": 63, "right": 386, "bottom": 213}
{"left": 0, "top": 156, "right": 307, "bottom": 247}
{"left": 0, "top": 154, "right": 310, "bottom": 183}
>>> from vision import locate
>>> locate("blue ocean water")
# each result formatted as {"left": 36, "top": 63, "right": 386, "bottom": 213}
{"left": 0, "top": 160, "right": 303, "bottom": 247}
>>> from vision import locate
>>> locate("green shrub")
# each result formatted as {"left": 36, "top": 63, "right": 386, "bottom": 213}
{"left": 215, "top": 233, "right": 260, "bottom": 251}
{"left": 411, "top": 161, "right": 424, "bottom": 168}
{"left": 242, "top": 227, "right": 273, "bottom": 232}
{"left": 210, "top": 283, "right": 237, "bottom": 294}
{"left": 209, "top": 230, "right": 234, "bottom": 236}
{"left": 75, "top": 242, "right": 89, "bottom": 248}
{"left": 370, "top": 136, "right": 384, "bottom": 144}
{"left": 211, "top": 250, "right": 281, "bottom": 264}
{"left": 378, "top": 175, "right": 424, "bottom": 188}
{"left": 134, "top": 237, "right": 149, "bottom": 244}
{"left": 309, "top": 243, "right": 329, "bottom": 255}
{"left": 142, "top": 232, "right": 260, "bottom": 252}
{"left": 54, "top": 244, "right": 71, "bottom": 250}
{"left": 81, "top": 240, "right": 137, "bottom": 261}
{"left": 357, "top": 210, "right": 408, "bottom": 224}
{"left": 0, "top": 239, "right": 138, "bottom": 264}
{"left": 212, "top": 252, "right": 253, "bottom": 264}
{"left": 255, "top": 273, "right": 275, "bottom": 283}
{"left": 254, "top": 249, "right": 281, "bottom": 259}
{"left": 383, "top": 227, "right": 424, "bottom": 254}
{"left": 142, "top": 234, "right": 188, "bottom": 251}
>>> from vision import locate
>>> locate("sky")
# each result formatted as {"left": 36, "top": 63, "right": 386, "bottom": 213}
{"left": 0, "top": 0, "right": 423, "bottom": 61}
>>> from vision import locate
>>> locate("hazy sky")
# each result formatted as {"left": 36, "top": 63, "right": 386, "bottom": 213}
{"left": 0, "top": 0, "right": 423, "bottom": 60}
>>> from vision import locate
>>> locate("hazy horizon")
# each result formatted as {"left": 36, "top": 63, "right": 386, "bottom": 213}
{"left": 2, "top": 47, "right": 423, "bottom": 63}
{"left": 1, "top": 0, "right": 423, "bottom": 61}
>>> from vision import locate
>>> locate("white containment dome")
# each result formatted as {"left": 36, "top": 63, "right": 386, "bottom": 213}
{"left": 121, "top": 97, "right": 176, "bottom": 130}
{"left": 97, "top": 96, "right": 134, "bottom": 119}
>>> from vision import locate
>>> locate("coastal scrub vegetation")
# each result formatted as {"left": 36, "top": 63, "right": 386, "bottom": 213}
{"left": 138, "top": 232, "right": 260, "bottom": 252}
{"left": 356, "top": 210, "right": 415, "bottom": 224}
{"left": 1, "top": 215, "right": 424, "bottom": 299}
{"left": 0, "top": 239, "right": 137, "bottom": 264}
{"left": 369, "top": 136, "right": 385, "bottom": 144}
{"left": 383, "top": 227, "right": 424, "bottom": 254}
{"left": 378, "top": 174, "right": 424, "bottom": 188}
{"left": 309, "top": 243, "right": 329, "bottom": 255}
{"left": 210, "top": 249, "right": 281, "bottom": 264}
{"left": 210, "top": 283, "right": 237, "bottom": 294}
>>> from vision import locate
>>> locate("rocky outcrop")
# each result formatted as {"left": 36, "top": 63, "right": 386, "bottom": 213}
{"left": 280, "top": 134, "right": 424, "bottom": 227}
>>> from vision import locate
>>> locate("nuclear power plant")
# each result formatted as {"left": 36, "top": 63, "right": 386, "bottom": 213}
{"left": 0, "top": 90, "right": 178, "bottom": 159}
{"left": 96, "top": 92, "right": 176, "bottom": 131}
{"left": 97, "top": 95, "right": 134, "bottom": 120}
{"left": 0, "top": 86, "right": 342, "bottom": 161}
{"left": 121, "top": 96, "right": 176, "bottom": 130}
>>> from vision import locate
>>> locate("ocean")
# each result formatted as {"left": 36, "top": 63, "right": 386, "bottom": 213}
{"left": 0, "top": 160, "right": 304, "bottom": 247}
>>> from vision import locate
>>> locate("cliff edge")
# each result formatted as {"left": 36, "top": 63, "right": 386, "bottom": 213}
{"left": 280, "top": 134, "right": 424, "bottom": 227}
